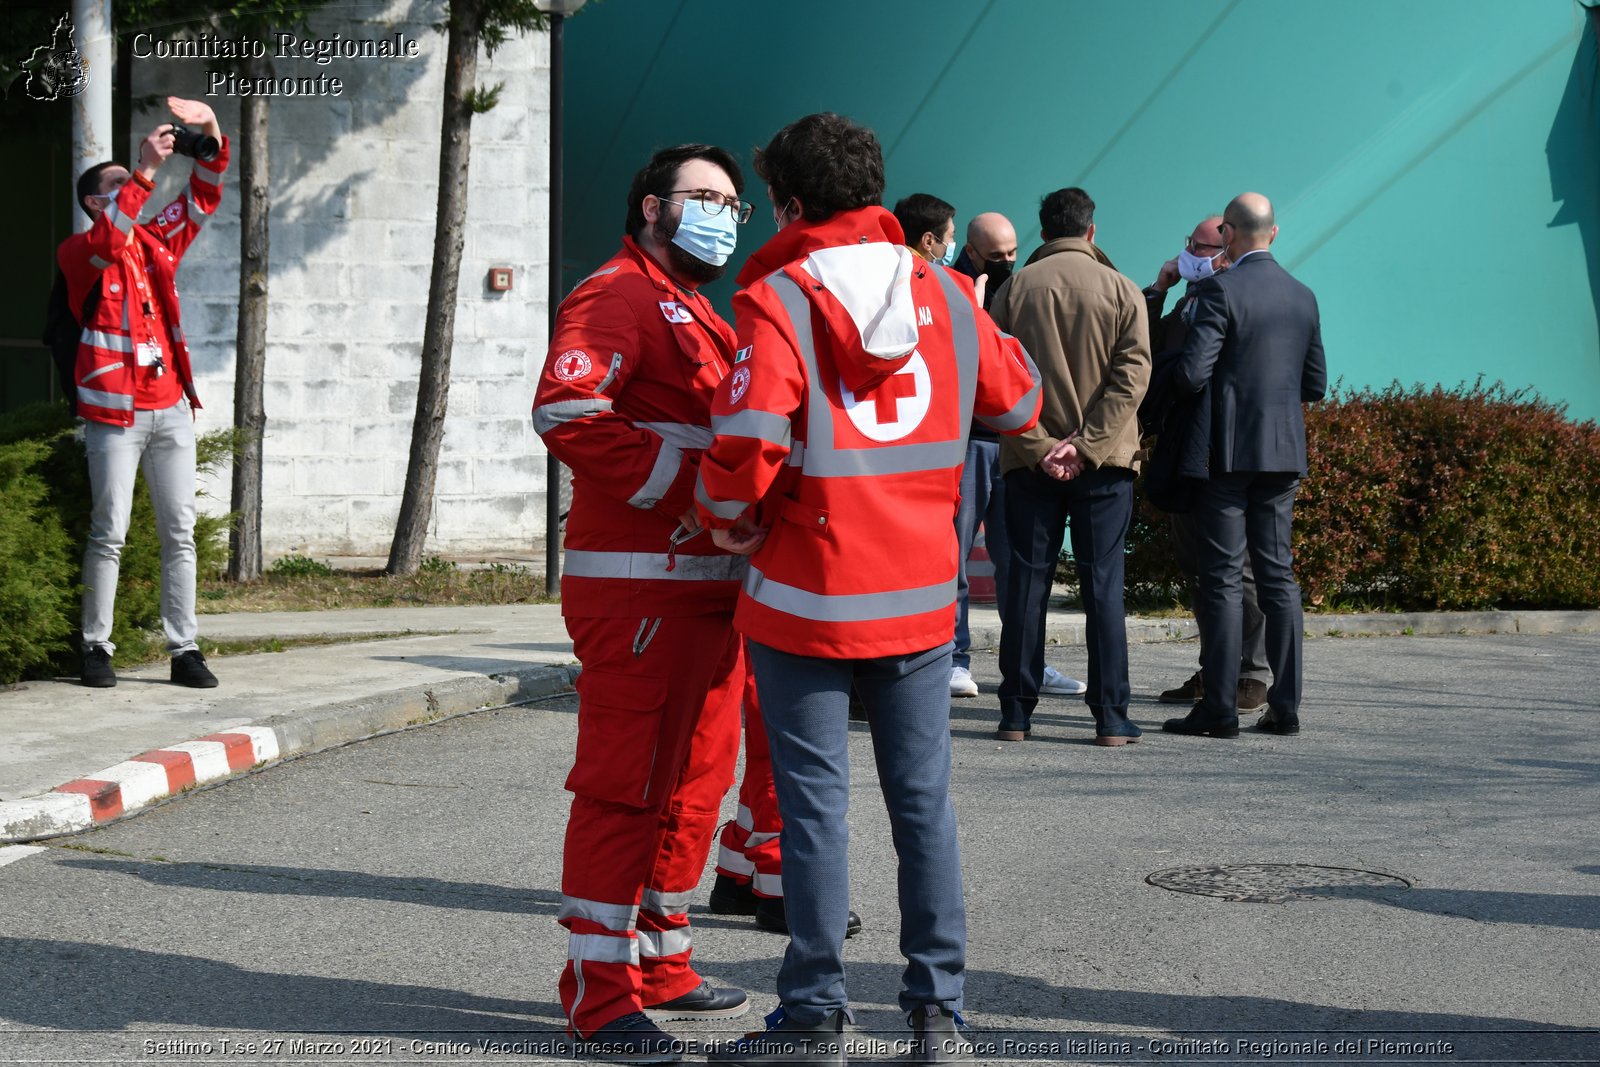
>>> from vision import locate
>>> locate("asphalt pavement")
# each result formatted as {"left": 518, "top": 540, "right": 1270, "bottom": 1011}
{"left": 0, "top": 616, "right": 1596, "bottom": 1065}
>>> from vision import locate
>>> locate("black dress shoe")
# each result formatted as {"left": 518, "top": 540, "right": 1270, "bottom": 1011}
{"left": 572, "top": 1011, "right": 685, "bottom": 1064}
{"left": 709, "top": 873, "right": 760, "bottom": 916}
{"left": 1162, "top": 705, "right": 1240, "bottom": 738}
{"left": 755, "top": 896, "right": 862, "bottom": 938}
{"left": 644, "top": 980, "right": 750, "bottom": 1022}
{"left": 1253, "top": 708, "right": 1301, "bottom": 735}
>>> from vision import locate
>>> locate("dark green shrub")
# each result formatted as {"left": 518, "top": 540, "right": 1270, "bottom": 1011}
{"left": 1122, "top": 382, "right": 1600, "bottom": 611}
{"left": 268, "top": 554, "right": 334, "bottom": 578}
{"left": 0, "top": 437, "right": 75, "bottom": 683}
{"left": 0, "top": 402, "right": 232, "bottom": 680}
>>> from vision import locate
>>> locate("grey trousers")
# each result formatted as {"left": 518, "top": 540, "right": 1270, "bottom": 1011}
{"left": 1171, "top": 509, "right": 1269, "bottom": 684}
{"left": 82, "top": 402, "right": 199, "bottom": 656}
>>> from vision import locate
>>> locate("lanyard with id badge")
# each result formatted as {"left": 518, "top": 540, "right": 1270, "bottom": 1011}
{"left": 130, "top": 243, "right": 166, "bottom": 378}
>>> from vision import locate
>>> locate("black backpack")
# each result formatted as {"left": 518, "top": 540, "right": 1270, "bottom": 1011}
{"left": 42, "top": 269, "right": 102, "bottom": 416}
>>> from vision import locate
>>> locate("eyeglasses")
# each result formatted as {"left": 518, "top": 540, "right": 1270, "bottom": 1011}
{"left": 660, "top": 188, "right": 754, "bottom": 224}
{"left": 1217, "top": 220, "right": 1235, "bottom": 234}
{"left": 1185, "top": 237, "right": 1225, "bottom": 254}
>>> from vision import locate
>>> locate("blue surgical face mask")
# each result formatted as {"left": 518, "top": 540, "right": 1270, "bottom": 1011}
{"left": 939, "top": 239, "right": 958, "bottom": 267}
{"left": 670, "top": 197, "right": 739, "bottom": 266}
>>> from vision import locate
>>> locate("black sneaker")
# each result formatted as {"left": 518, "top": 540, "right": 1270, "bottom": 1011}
{"left": 171, "top": 650, "right": 219, "bottom": 688}
{"left": 755, "top": 896, "right": 862, "bottom": 939}
{"left": 80, "top": 646, "right": 116, "bottom": 688}
{"left": 909, "top": 1005, "right": 974, "bottom": 1065}
{"left": 644, "top": 980, "right": 749, "bottom": 1022}
{"left": 710, "top": 1006, "right": 849, "bottom": 1066}
{"left": 572, "top": 1012, "right": 684, "bottom": 1065}
{"left": 709, "top": 872, "right": 760, "bottom": 916}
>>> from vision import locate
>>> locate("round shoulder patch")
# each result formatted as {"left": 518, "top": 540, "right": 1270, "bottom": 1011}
{"left": 729, "top": 366, "right": 751, "bottom": 405}
{"left": 553, "top": 349, "right": 592, "bottom": 382}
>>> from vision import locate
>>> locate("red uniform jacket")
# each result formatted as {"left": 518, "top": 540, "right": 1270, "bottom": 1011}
{"left": 57, "top": 140, "right": 231, "bottom": 426}
{"left": 535, "top": 237, "right": 746, "bottom": 618}
{"left": 696, "top": 207, "right": 1042, "bottom": 659}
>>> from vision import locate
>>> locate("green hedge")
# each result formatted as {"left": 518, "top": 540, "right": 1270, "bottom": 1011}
{"left": 0, "top": 403, "right": 231, "bottom": 683}
{"left": 1121, "top": 382, "right": 1600, "bottom": 611}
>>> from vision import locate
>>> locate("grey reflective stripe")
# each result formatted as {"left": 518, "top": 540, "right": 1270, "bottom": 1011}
{"left": 595, "top": 352, "right": 623, "bottom": 394}
{"left": 78, "top": 387, "right": 134, "bottom": 411}
{"left": 169, "top": 324, "right": 184, "bottom": 343}
{"left": 712, "top": 408, "right": 791, "bottom": 447}
{"left": 640, "top": 888, "right": 696, "bottom": 915}
{"left": 638, "top": 421, "right": 713, "bottom": 450}
{"left": 533, "top": 397, "right": 613, "bottom": 435}
{"left": 978, "top": 385, "right": 1041, "bottom": 433}
{"left": 932, "top": 267, "right": 980, "bottom": 427}
{"left": 628, "top": 443, "right": 682, "bottom": 508}
{"left": 567, "top": 932, "right": 638, "bottom": 966}
{"left": 638, "top": 928, "right": 692, "bottom": 959}
{"left": 89, "top": 255, "right": 111, "bottom": 270}
{"left": 558, "top": 894, "right": 639, "bottom": 932}
{"left": 81, "top": 362, "right": 121, "bottom": 384}
{"left": 752, "top": 871, "right": 783, "bottom": 897}
{"left": 695, "top": 479, "right": 748, "bottom": 521}
{"left": 186, "top": 190, "right": 210, "bottom": 221}
{"left": 744, "top": 565, "right": 955, "bottom": 623}
{"left": 104, "top": 203, "right": 134, "bottom": 234}
{"left": 563, "top": 549, "right": 746, "bottom": 583}
{"left": 191, "top": 167, "right": 221, "bottom": 189}
{"left": 82, "top": 330, "right": 134, "bottom": 353}
{"left": 765, "top": 271, "right": 977, "bottom": 479}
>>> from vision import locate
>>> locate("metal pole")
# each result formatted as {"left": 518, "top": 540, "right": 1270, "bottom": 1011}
{"left": 544, "top": 12, "right": 566, "bottom": 597}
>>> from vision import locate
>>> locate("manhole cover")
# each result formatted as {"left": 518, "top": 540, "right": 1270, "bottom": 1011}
{"left": 1146, "top": 863, "right": 1412, "bottom": 903}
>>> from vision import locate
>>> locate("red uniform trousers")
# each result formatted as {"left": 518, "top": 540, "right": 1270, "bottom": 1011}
{"left": 558, "top": 613, "right": 743, "bottom": 1037}
{"left": 714, "top": 664, "right": 784, "bottom": 898}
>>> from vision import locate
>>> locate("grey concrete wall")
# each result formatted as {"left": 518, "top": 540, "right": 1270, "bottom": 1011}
{"left": 130, "top": 0, "right": 551, "bottom": 559}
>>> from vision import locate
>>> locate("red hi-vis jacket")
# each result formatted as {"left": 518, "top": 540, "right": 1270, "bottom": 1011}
{"left": 57, "top": 140, "right": 231, "bottom": 426}
{"left": 535, "top": 237, "right": 747, "bottom": 618}
{"left": 695, "top": 207, "right": 1042, "bottom": 659}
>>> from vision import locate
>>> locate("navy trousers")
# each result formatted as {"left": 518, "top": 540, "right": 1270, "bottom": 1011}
{"left": 998, "top": 465, "right": 1134, "bottom": 733}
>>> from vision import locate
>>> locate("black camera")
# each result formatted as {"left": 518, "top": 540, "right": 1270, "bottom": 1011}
{"left": 169, "top": 123, "right": 220, "bottom": 162}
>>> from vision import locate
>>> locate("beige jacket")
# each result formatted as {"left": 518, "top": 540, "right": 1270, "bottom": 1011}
{"left": 990, "top": 237, "right": 1150, "bottom": 474}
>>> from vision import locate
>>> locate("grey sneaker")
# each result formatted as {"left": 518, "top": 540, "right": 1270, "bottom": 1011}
{"left": 909, "top": 1005, "right": 974, "bottom": 1065}
{"left": 1040, "top": 665, "right": 1086, "bottom": 695}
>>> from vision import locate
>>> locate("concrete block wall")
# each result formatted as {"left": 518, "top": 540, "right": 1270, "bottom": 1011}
{"left": 130, "top": 0, "right": 552, "bottom": 559}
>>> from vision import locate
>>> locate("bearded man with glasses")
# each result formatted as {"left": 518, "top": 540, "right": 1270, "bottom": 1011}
{"left": 534, "top": 143, "right": 755, "bottom": 1063}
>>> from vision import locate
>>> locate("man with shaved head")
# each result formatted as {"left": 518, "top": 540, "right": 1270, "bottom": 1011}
{"left": 1141, "top": 215, "right": 1271, "bottom": 715}
{"left": 1164, "top": 193, "right": 1326, "bottom": 740}
{"left": 953, "top": 211, "right": 1018, "bottom": 311}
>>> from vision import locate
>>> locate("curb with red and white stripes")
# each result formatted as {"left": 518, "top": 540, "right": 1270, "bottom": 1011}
{"left": 1, "top": 728, "right": 280, "bottom": 840}
{"left": 0, "top": 663, "right": 579, "bottom": 843}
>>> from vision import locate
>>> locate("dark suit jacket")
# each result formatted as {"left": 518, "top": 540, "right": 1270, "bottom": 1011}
{"left": 1173, "top": 251, "right": 1327, "bottom": 475}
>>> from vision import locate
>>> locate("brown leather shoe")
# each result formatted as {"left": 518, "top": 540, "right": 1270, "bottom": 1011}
{"left": 1159, "top": 671, "right": 1203, "bottom": 704}
{"left": 1236, "top": 679, "right": 1268, "bottom": 713}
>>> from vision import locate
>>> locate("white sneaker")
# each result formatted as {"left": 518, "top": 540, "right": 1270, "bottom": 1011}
{"left": 1041, "top": 665, "right": 1087, "bottom": 695}
{"left": 950, "top": 665, "right": 979, "bottom": 698}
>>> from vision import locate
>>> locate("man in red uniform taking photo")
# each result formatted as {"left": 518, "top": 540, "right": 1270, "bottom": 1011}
{"left": 60, "top": 96, "right": 227, "bottom": 690}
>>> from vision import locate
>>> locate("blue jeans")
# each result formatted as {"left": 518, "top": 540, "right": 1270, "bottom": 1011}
{"left": 747, "top": 640, "right": 965, "bottom": 1024}
{"left": 998, "top": 465, "right": 1134, "bottom": 732}
{"left": 954, "top": 437, "right": 1008, "bottom": 669}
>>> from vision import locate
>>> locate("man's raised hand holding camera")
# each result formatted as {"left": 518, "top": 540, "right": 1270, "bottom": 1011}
{"left": 58, "top": 96, "right": 229, "bottom": 690}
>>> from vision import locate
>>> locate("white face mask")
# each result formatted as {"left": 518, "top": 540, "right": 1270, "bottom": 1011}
{"left": 1177, "top": 247, "right": 1222, "bottom": 282}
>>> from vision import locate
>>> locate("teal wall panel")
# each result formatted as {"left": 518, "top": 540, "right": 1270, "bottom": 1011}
{"left": 561, "top": 0, "right": 1600, "bottom": 421}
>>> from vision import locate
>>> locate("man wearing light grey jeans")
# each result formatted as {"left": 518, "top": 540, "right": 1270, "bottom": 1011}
{"left": 59, "top": 96, "right": 227, "bottom": 688}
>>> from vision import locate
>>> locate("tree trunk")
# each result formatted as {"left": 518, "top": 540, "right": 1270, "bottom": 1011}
{"left": 228, "top": 51, "right": 271, "bottom": 582}
{"left": 387, "top": 0, "right": 482, "bottom": 576}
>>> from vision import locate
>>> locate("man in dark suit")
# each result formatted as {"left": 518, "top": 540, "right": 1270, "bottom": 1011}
{"left": 1163, "top": 192, "right": 1326, "bottom": 739}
